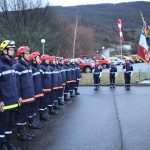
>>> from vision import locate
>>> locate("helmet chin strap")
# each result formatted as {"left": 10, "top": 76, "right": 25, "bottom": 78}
{"left": 23, "top": 53, "right": 29, "bottom": 62}
{"left": 3, "top": 49, "right": 12, "bottom": 59}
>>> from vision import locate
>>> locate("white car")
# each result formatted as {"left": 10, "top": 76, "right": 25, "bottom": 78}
{"left": 109, "top": 57, "right": 124, "bottom": 65}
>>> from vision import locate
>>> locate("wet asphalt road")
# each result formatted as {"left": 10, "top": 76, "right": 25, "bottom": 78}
{"left": 16, "top": 86, "right": 150, "bottom": 150}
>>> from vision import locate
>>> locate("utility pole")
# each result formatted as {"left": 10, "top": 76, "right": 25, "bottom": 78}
{"left": 72, "top": 8, "right": 78, "bottom": 59}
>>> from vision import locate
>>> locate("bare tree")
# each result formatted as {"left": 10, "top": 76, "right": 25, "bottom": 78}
{"left": 0, "top": 0, "right": 58, "bottom": 53}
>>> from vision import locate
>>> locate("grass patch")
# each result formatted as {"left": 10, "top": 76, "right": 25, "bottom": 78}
{"left": 80, "top": 72, "right": 147, "bottom": 85}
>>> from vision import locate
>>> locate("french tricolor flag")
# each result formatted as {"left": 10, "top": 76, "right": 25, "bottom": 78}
{"left": 137, "top": 25, "right": 150, "bottom": 63}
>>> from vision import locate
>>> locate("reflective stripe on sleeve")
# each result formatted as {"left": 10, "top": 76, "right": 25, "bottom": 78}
{"left": 32, "top": 72, "right": 40, "bottom": 76}
{"left": 1, "top": 70, "right": 15, "bottom": 76}
{"left": 34, "top": 93, "right": 44, "bottom": 98}
{"left": 21, "top": 97, "right": 35, "bottom": 103}
{"left": 15, "top": 70, "right": 32, "bottom": 75}
{"left": 43, "top": 88, "right": 51, "bottom": 92}
{"left": 67, "top": 80, "right": 76, "bottom": 83}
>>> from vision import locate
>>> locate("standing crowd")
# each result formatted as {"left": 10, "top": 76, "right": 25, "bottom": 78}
{"left": 93, "top": 59, "right": 133, "bottom": 90}
{"left": 0, "top": 40, "right": 82, "bottom": 150}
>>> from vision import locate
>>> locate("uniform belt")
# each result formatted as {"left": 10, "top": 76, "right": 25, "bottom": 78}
{"left": 94, "top": 72, "right": 100, "bottom": 74}
{"left": 4, "top": 103, "right": 19, "bottom": 110}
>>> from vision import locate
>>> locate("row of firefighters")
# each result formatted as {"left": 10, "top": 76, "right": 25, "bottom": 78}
{"left": 93, "top": 59, "right": 133, "bottom": 90}
{"left": 0, "top": 40, "right": 82, "bottom": 150}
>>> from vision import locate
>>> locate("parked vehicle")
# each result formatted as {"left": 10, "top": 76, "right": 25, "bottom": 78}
{"left": 130, "top": 55, "right": 144, "bottom": 63}
{"left": 116, "top": 55, "right": 135, "bottom": 64}
{"left": 75, "top": 58, "right": 94, "bottom": 73}
{"left": 109, "top": 57, "right": 124, "bottom": 65}
{"left": 80, "top": 54, "right": 111, "bottom": 69}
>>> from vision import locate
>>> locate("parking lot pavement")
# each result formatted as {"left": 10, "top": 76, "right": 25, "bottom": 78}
{"left": 15, "top": 86, "right": 150, "bottom": 150}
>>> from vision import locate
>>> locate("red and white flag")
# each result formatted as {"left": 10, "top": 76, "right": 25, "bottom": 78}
{"left": 137, "top": 23, "right": 150, "bottom": 63}
{"left": 118, "top": 18, "right": 124, "bottom": 42}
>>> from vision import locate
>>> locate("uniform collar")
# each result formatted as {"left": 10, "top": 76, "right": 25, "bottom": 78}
{"left": 0, "top": 55, "right": 13, "bottom": 65}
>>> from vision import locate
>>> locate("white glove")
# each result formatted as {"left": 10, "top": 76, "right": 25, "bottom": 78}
{"left": 99, "top": 72, "right": 102, "bottom": 78}
{"left": 115, "top": 73, "right": 118, "bottom": 77}
{"left": 19, "top": 97, "right": 22, "bottom": 103}
{"left": 131, "top": 71, "right": 133, "bottom": 77}
{"left": 0, "top": 102, "right": 4, "bottom": 112}
{"left": 92, "top": 69, "right": 95, "bottom": 73}
{"left": 123, "top": 69, "right": 126, "bottom": 72}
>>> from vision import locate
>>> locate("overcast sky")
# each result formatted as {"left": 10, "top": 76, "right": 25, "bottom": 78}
{"left": 50, "top": 0, "right": 150, "bottom": 6}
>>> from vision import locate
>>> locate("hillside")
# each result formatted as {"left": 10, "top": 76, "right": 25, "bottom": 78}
{"left": 54, "top": 1, "right": 150, "bottom": 51}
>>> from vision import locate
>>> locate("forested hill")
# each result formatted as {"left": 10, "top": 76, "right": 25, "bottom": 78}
{"left": 54, "top": 1, "right": 150, "bottom": 51}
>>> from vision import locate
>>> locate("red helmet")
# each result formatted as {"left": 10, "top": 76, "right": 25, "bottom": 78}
{"left": 30, "top": 51, "right": 40, "bottom": 61}
{"left": 17, "top": 46, "right": 30, "bottom": 56}
{"left": 56, "top": 57, "right": 63, "bottom": 62}
{"left": 49, "top": 56, "right": 55, "bottom": 63}
{"left": 64, "top": 58, "right": 70, "bottom": 64}
{"left": 40, "top": 54, "right": 49, "bottom": 61}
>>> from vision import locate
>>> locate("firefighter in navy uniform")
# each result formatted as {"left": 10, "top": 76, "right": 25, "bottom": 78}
{"left": 39, "top": 54, "right": 52, "bottom": 120}
{"left": 109, "top": 62, "right": 118, "bottom": 88}
{"left": 57, "top": 57, "right": 66, "bottom": 105}
{"left": 63, "top": 59, "right": 72, "bottom": 101}
{"left": 123, "top": 58, "right": 133, "bottom": 90}
{"left": 0, "top": 40, "right": 20, "bottom": 150}
{"left": 15, "top": 46, "right": 35, "bottom": 141}
{"left": 74, "top": 59, "right": 82, "bottom": 95}
{"left": 48, "top": 56, "right": 59, "bottom": 115}
{"left": 93, "top": 59, "right": 102, "bottom": 90}
{"left": 29, "top": 52, "right": 44, "bottom": 129}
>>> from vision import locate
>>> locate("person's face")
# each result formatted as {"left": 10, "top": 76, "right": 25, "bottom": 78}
{"left": 54, "top": 59, "right": 57, "bottom": 64}
{"left": 35, "top": 56, "right": 41, "bottom": 64}
{"left": 125, "top": 60, "right": 129, "bottom": 63}
{"left": 61, "top": 59, "right": 64, "bottom": 64}
{"left": 8, "top": 48, "right": 15, "bottom": 57}
{"left": 24, "top": 51, "right": 30, "bottom": 61}
{"left": 45, "top": 58, "right": 49, "bottom": 64}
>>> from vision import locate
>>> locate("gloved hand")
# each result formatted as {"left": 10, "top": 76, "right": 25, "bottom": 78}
{"left": 115, "top": 73, "right": 118, "bottom": 77}
{"left": 99, "top": 72, "right": 102, "bottom": 78}
{"left": 131, "top": 71, "right": 133, "bottom": 77}
{"left": 123, "top": 69, "right": 126, "bottom": 72}
{"left": 0, "top": 102, "right": 4, "bottom": 112}
{"left": 19, "top": 97, "right": 22, "bottom": 103}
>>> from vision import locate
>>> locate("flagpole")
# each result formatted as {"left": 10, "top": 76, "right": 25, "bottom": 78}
{"left": 118, "top": 18, "right": 123, "bottom": 60}
{"left": 120, "top": 40, "right": 123, "bottom": 60}
{"left": 72, "top": 8, "right": 78, "bottom": 59}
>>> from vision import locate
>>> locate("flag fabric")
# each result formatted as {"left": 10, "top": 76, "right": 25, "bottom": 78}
{"left": 118, "top": 18, "right": 124, "bottom": 42}
{"left": 137, "top": 22, "right": 150, "bottom": 63}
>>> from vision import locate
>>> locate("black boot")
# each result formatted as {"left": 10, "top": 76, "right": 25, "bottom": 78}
{"left": 70, "top": 91, "right": 75, "bottom": 98}
{"left": 17, "top": 128, "right": 33, "bottom": 141}
{"left": 40, "top": 110, "right": 50, "bottom": 121}
{"left": 64, "top": 94, "right": 71, "bottom": 101}
{"left": 0, "top": 143, "right": 8, "bottom": 150}
{"left": 49, "top": 106, "right": 58, "bottom": 115}
{"left": 94, "top": 86, "right": 98, "bottom": 90}
{"left": 58, "top": 98, "right": 65, "bottom": 105}
{"left": 6, "top": 142, "right": 21, "bottom": 150}
{"left": 29, "top": 118, "right": 42, "bottom": 129}
{"left": 53, "top": 101, "right": 61, "bottom": 110}
{"left": 126, "top": 86, "right": 130, "bottom": 90}
{"left": 75, "top": 91, "right": 80, "bottom": 95}
{"left": 113, "top": 85, "right": 116, "bottom": 89}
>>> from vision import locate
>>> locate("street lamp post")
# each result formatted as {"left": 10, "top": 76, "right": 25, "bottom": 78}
{"left": 102, "top": 46, "right": 105, "bottom": 51}
{"left": 41, "top": 39, "right": 46, "bottom": 54}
